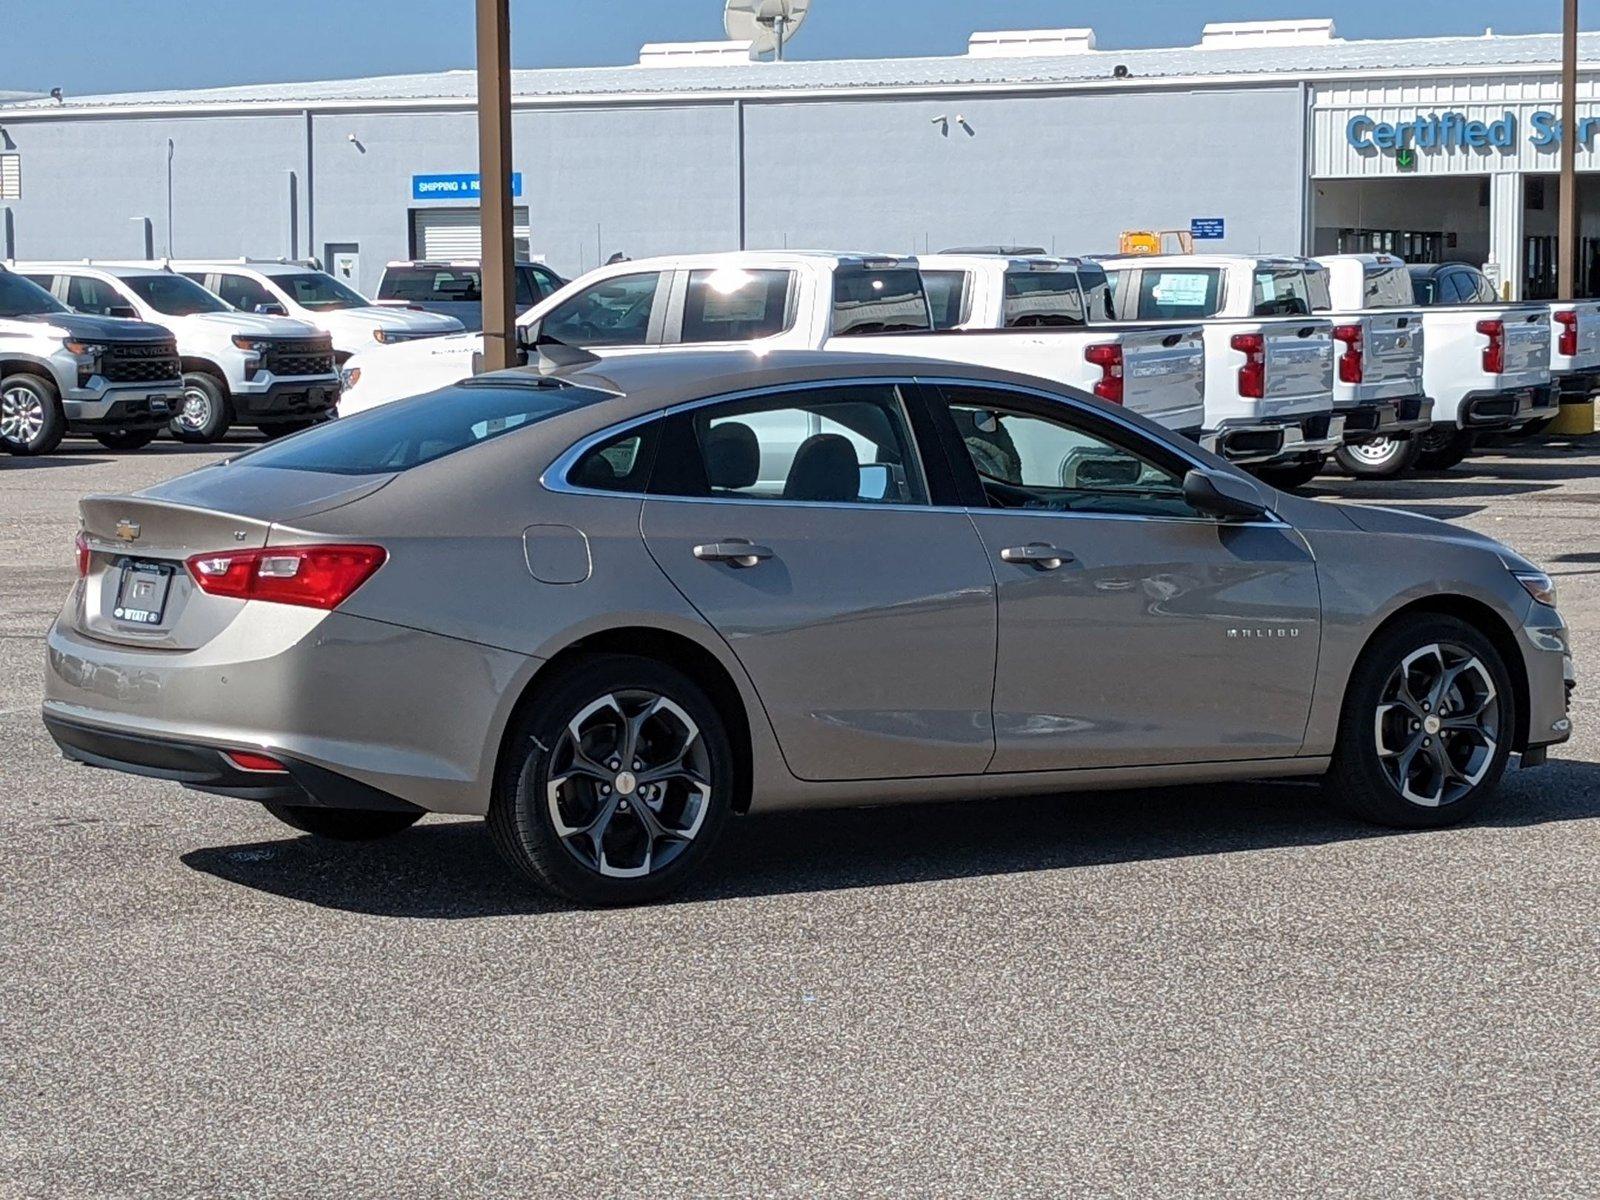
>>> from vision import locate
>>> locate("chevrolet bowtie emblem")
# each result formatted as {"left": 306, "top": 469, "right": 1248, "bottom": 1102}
{"left": 115, "top": 519, "right": 141, "bottom": 542}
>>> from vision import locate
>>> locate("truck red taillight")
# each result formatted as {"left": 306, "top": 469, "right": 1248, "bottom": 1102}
{"left": 1477, "top": 319, "right": 1506, "bottom": 374}
{"left": 1332, "top": 323, "right": 1364, "bottom": 384}
{"left": 186, "top": 544, "right": 387, "bottom": 610}
{"left": 75, "top": 531, "right": 91, "bottom": 577}
{"left": 1230, "top": 332, "right": 1266, "bottom": 399}
{"left": 1085, "top": 342, "right": 1124, "bottom": 404}
{"left": 1554, "top": 309, "right": 1579, "bottom": 358}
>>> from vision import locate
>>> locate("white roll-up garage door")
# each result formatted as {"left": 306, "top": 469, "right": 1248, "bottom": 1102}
{"left": 411, "top": 206, "right": 531, "bottom": 260}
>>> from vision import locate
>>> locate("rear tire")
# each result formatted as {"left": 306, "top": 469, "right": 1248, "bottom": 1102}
{"left": 1252, "top": 456, "right": 1327, "bottom": 491}
{"left": 1326, "top": 614, "right": 1515, "bottom": 829}
{"left": 1413, "top": 425, "right": 1476, "bottom": 472}
{"left": 1334, "top": 434, "right": 1421, "bottom": 479}
{"left": 94, "top": 429, "right": 159, "bottom": 451}
{"left": 1, "top": 373, "right": 66, "bottom": 456}
{"left": 170, "top": 373, "right": 233, "bottom": 444}
{"left": 262, "top": 803, "right": 423, "bottom": 841}
{"left": 489, "top": 654, "right": 735, "bottom": 906}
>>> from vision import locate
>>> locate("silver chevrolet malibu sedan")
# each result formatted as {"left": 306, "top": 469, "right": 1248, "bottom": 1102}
{"left": 43, "top": 350, "right": 1573, "bottom": 904}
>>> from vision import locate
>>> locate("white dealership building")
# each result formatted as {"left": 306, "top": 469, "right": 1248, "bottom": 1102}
{"left": 2, "top": 17, "right": 1600, "bottom": 299}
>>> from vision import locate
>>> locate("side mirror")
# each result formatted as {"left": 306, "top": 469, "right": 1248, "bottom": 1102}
{"left": 108, "top": 304, "right": 138, "bottom": 320}
{"left": 515, "top": 322, "right": 539, "bottom": 350}
{"left": 254, "top": 302, "right": 288, "bottom": 316}
{"left": 1182, "top": 467, "right": 1269, "bottom": 520}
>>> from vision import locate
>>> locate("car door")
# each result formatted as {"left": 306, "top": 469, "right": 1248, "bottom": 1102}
{"left": 636, "top": 380, "right": 997, "bottom": 782}
{"left": 927, "top": 381, "right": 1322, "bottom": 772}
{"left": 526, "top": 270, "right": 670, "bottom": 364}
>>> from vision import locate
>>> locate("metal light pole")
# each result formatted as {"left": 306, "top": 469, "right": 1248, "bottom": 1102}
{"left": 476, "top": 0, "right": 517, "bottom": 371}
{"left": 1558, "top": 0, "right": 1580, "bottom": 299}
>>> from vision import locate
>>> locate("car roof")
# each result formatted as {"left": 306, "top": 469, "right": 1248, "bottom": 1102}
{"left": 466, "top": 346, "right": 1085, "bottom": 418}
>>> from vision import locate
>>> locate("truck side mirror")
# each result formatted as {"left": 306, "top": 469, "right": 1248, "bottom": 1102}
{"left": 1182, "top": 467, "right": 1268, "bottom": 519}
{"left": 254, "top": 302, "right": 288, "bottom": 317}
{"left": 108, "top": 304, "right": 138, "bottom": 320}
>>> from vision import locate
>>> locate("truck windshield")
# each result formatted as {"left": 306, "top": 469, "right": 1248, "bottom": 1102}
{"left": 1363, "top": 267, "right": 1415, "bottom": 308}
{"left": 122, "top": 274, "right": 231, "bottom": 316}
{"left": 275, "top": 272, "right": 369, "bottom": 311}
{"left": 0, "top": 271, "right": 68, "bottom": 317}
{"left": 1002, "top": 272, "right": 1086, "bottom": 327}
{"left": 1135, "top": 269, "right": 1223, "bottom": 319}
{"left": 922, "top": 270, "right": 968, "bottom": 330}
{"left": 831, "top": 269, "right": 932, "bottom": 336}
{"left": 1252, "top": 269, "right": 1313, "bottom": 317}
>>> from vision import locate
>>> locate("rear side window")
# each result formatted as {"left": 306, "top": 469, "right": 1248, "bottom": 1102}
{"left": 1002, "top": 271, "right": 1086, "bottom": 327}
{"left": 831, "top": 268, "right": 932, "bottom": 336}
{"left": 1135, "top": 269, "right": 1223, "bottom": 319}
{"left": 1252, "top": 269, "right": 1313, "bottom": 317}
{"left": 569, "top": 421, "right": 661, "bottom": 492}
{"left": 239, "top": 380, "right": 610, "bottom": 476}
{"left": 679, "top": 267, "right": 794, "bottom": 343}
{"left": 211, "top": 273, "right": 277, "bottom": 313}
{"left": 1078, "top": 265, "right": 1116, "bottom": 322}
{"left": 1363, "top": 267, "right": 1414, "bottom": 308}
{"left": 922, "top": 270, "right": 969, "bottom": 330}
{"left": 1469, "top": 272, "right": 1498, "bottom": 303}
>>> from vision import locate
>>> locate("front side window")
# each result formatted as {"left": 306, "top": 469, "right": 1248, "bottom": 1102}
{"left": 940, "top": 386, "right": 1194, "bottom": 519}
{"left": 922, "top": 270, "right": 970, "bottom": 330}
{"left": 210, "top": 273, "right": 277, "bottom": 313}
{"left": 1363, "top": 267, "right": 1414, "bottom": 308}
{"left": 656, "top": 385, "right": 928, "bottom": 506}
{"left": 1002, "top": 271, "right": 1086, "bottom": 327}
{"left": 120, "top": 273, "right": 230, "bottom": 315}
{"left": 65, "top": 276, "right": 126, "bottom": 317}
{"left": 679, "top": 268, "right": 794, "bottom": 343}
{"left": 1135, "top": 269, "right": 1223, "bottom": 319}
{"left": 831, "top": 268, "right": 932, "bottom": 336}
{"left": 0, "top": 271, "right": 66, "bottom": 316}
{"left": 539, "top": 272, "right": 663, "bottom": 347}
{"left": 1252, "top": 269, "right": 1313, "bottom": 317}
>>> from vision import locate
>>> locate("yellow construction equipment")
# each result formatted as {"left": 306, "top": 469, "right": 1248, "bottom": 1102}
{"left": 1118, "top": 229, "right": 1196, "bottom": 256}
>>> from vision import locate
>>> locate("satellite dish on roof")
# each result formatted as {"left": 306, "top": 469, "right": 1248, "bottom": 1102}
{"left": 724, "top": 0, "right": 810, "bottom": 60}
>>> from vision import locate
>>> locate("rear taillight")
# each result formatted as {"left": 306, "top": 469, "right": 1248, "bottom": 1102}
{"left": 1554, "top": 309, "right": 1579, "bottom": 358}
{"left": 1085, "top": 342, "right": 1124, "bottom": 404}
{"left": 186, "top": 544, "right": 386, "bottom": 610}
{"left": 1477, "top": 319, "right": 1505, "bottom": 374}
{"left": 1231, "top": 332, "right": 1266, "bottom": 399}
{"left": 1332, "top": 323, "right": 1364, "bottom": 384}
{"left": 75, "top": 531, "right": 91, "bottom": 577}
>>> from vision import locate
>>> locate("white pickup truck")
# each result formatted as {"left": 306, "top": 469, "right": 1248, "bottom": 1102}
{"left": 167, "top": 259, "right": 464, "bottom": 362}
{"left": 0, "top": 265, "right": 182, "bottom": 455}
{"left": 15, "top": 262, "right": 342, "bottom": 443}
{"left": 1543, "top": 296, "right": 1600, "bottom": 434}
{"left": 1306, "top": 253, "right": 1434, "bottom": 478}
{"left": 1099, "top": 254, "right": 1337, "bottom": 487}
{"left": 339, "top": 252, "right": 1208, "bottom": 435}
{"left": 1404, "top": 263, "right": 1554, "bottom": 470}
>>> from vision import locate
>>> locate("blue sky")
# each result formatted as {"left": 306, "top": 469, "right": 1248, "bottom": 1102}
{"left": 3, "top": 1, "right": 1585, "bottom": 95}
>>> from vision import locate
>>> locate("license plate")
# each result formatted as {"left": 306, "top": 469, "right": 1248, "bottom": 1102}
{"left": 113, "top": 559, "right": 174, "bottom": 626}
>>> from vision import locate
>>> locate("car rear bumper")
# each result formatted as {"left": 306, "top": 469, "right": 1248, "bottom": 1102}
{"left": 1202, "top": 411, "right": 1344, "bottom": 465}
{"left": 1340, "top": 394, "right": 1434, "bottom": 443}
{"left": 1460, "top": 384, "right": 1556, "bottom": 429}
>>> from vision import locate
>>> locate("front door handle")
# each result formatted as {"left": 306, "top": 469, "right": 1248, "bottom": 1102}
{"left": 693, "top": 540, "right": 774, "bottom": 568}
{"left": 1000, "top": 543, "right": 1072, "bottom": 571}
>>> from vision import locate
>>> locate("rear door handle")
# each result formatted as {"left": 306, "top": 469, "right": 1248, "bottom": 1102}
{"left": 693, "top": 540, "right": 773, "bottom": 568}
{"left": 1000, "top": 543, "right": 1072, "bottom": 571}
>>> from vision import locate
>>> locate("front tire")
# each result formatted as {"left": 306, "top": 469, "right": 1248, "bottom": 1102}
{"left": 262, "top": 803, "right": 423, "bottom": 841}
{"left": 1334, "top": 435, "right": 1421, "bottom": 479}
{"left": 1327, "top": 614, "right": 1515, "bottom": 829}
{"left": 1251, "top": 456, "right": 1327, "bottom": 491}
{"left": 1, "top": 373, "right": 66, "bottom": 456}
{"left": 489, "top": 654, "right": 735, "bottom": 906}
{"left": 1413, "top": 425, "right": 1476, "bottom": 472}
{"left": 94, "top": 429, "right": 159, "bottom": 451}
{"left": 170, "top": 373, "right": 233, "bottom": 443}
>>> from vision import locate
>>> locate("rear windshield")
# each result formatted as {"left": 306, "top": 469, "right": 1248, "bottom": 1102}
{"left": 122, "top": 273, "right": 230, "bottom": 315}
{"left": 1002, "top": 271, "right": 1085, "bottom": 328}
{"left": 380, "top": 266, "right": 481, "bottom": 303}
{"left": 1135, "top": 268, "right": 1223, "bottom": 319}
{"left": 0, "top": 270, "right": 66, "bottom": 316}
{"left": 831, "top": 268, "right": 932, "bottom": 336}
{"left": 1363, "top": 266, "right": 1415, "bottom": 308}
{"left": 1252, "top": 269, "right": 1313, "bottom": 317}
{"left": 922, "top": 270, "right": 969, "bottom": 330}
{"left": 236, "top": 380, "right": 611, "bottom": 476}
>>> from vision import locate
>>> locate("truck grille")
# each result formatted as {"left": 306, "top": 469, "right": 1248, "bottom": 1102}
{"left": 262, "top": 339, "right": 336, "bottom": 379}
{"left": 101, "top": 341, "right": 180, "bottom": 384}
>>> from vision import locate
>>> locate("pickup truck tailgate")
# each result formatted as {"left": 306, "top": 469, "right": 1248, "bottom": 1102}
{"left": 1116, "top": 326, "right": 1206, "bottom": 432}
{"left": 1261, "top": 320, "right": 1335, "bottom": 416}
{"left": 1499, "top": 307, "right": 1550, "bottom": 387}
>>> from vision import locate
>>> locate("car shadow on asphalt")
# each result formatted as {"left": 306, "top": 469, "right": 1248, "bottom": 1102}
{"left": 180, "top": 757, "right": 1600, "bottom": 918}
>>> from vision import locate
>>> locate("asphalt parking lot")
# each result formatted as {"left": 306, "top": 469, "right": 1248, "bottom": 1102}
{"left": 2, "top": 435, "right": 1597, "bottom": 1199}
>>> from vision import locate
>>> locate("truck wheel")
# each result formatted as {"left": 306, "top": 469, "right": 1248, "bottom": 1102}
{"left": 1326, "top": 614, "right": 1513, "bottom": 829}
{"left": 94, "top": 429, "right": 159, "bottom": 451}
{"left": 1413, "top": 426, "right": 1476, "bottom": 472}
{"left": 1334, "top": 435, "right": 1421, "bottom": 479}
{"left": 262, "top": 803, "right": 423, "bottom": 841}
{"left": 170, "top": 373, "right": 233, "bottom": 443}
{"left": 1251, "top": 456, "right": 1326, "bottom": 491}
{"left": 0, "top": 373, "right": 66, "bottom": 456}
